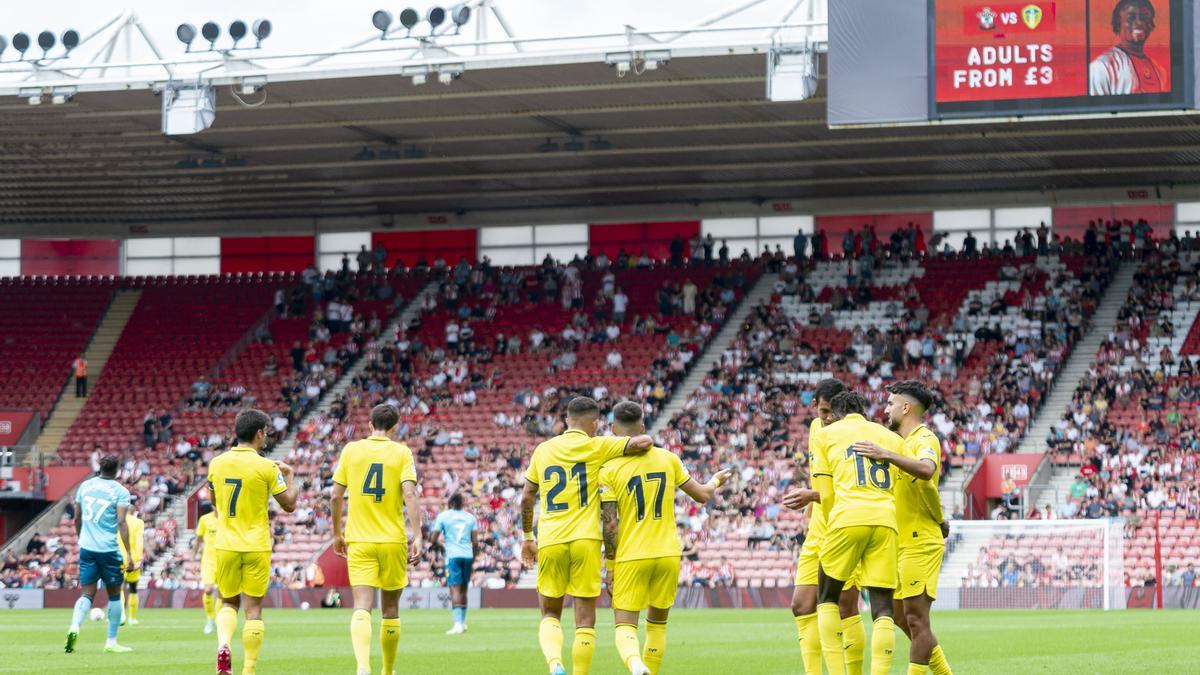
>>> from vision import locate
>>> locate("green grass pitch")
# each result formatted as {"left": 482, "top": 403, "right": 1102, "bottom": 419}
{"left": 3, "top": 608, "right": 1193, "bottom": 673}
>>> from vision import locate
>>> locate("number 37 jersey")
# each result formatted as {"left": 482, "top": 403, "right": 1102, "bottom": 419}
{"left": 524, "top": 430, "right": 631, "bottom": 547}
{"left": 810, "top": 413, "right": 905, "bottom": 532}
{"left": 332, "top": 436, "right": 418, "bottom": 544}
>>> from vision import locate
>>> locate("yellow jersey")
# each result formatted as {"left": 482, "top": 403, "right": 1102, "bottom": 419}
{"left": 118, "top": 513, "right": 145, "bottom": 565}
{"left": 800, "top": 418, "right": 827, "bottom": 552}
{"left": 599, "top": 447, "right": 691, "bottom": 562}
{"left": 811, "top": 413, "right": 904, "bottom": 531}
{"left": 332, "top": 436, "right": 418, "bottom": 544}
{"left": 208, "top": 446, "right": 288, "bottom": 552}
{"left": 524, "top": 429, "right": 631, "bottom": 547}
{"left": 195, "top": 512, "right": 219, "bottom": 562}
{"left": 895, "top": 424, "right": 945, "bottom": 547}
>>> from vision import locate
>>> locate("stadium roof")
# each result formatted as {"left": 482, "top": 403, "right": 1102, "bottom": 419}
{"left": 2, "top": 1, "right": 1200, "bottom": 233}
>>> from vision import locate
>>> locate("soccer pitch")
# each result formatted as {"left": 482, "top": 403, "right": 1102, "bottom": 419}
{"left": 3, "top": 608, "right": 1192, "bottom": 674}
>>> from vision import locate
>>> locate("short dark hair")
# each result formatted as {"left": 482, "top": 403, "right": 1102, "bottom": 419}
{"left": 370, "top": 403, "right": 400, "bottom": 432}
{"left": 99, "top": 455, "right": 119, "bottom": 477}
{"left": 612, "top": 400, "right": 644, "bottom": 426}
{"left": 235, "top": 409, "right": 271, "bottom": 443}
{"left": 199, "top": 501, "right": 214, "bottom": 517}
{"left": 1112, "top": 0, "right": 1155, "bottom": 33}
{"left": 448, "top": 493, "right": 464, "bottom": 510}
{"left": 566, "top": 396, "right": 600, "bottom": 419}
{"left": 829, "top": 391, "right": 866, "bottom": 418}
{"left": 888, "top": 380, "right": 934, "bottom": 413}
{"left": 814, "top": 378, "right": 848, "bottom": 405}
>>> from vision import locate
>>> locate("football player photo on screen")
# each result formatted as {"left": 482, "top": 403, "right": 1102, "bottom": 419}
{"left": 1088, "top": 0, "right": 1165, "bottom": 95}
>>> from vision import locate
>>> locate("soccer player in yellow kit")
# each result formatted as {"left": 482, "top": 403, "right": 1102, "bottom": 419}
{"left": 599, "top": 401, "right": 733, "bottom": 675}
{"left": 118, "top": 496, "right": 145, "bottom": 626}
{"left": 331, "top": 403, "right": 423, "bottom": 675}
{"left": 208, "top": 409, "right": 298, "bottom": 675}
{"left": 520, "top": 396, "right": 653, "bottom": 675}
{"left": 783, "top": 378, "right": 872, "bottom": 675}
{"left": 193, "top": 502, "right": 220, "bottom": 634}
{"left": 811, "top": 391, "right": 904, "bottom": 675}
{"left": 852, "top": 381, "right": 953, "bottom": 675}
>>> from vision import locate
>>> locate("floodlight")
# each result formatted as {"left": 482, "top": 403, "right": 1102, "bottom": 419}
{"left": 12, "top": 33, "right": 30, "bottom": 58}
{"left": 252, "top": 19, "right": 271, "bottom": 44}
{"left": 176, "top": 23, "right": 197, "bottom": 50}
{"left": 427, "top": 7, "right": 446, "bottom": 28}
{"left": 201, "top": 22, "right": 220, "bottom": 49}
{"left": 536, "top": 138, "right": 559, "bottom": 153}
{"left": 372, "top": 10, "right": 393, "bottom": 35}
{"left": 229, "top": 21, "right": 246, "bottom": 48}
{"left": 451, "top": 5, "right": 471, "bottom": 32}
{"left": 37, "top": 31, "right": 55, "bottom": 56}
{"left": 563, "top": 137, "right": 585, "bottom": 152}
{"left": 399, "top": 9, "right": 419, "bottom": 33}
{"left": 61, "top": 30, "right": 79, "bottom": 52}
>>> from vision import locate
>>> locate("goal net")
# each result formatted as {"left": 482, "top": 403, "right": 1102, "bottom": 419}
{"left": 939, "top": 519, "right": 1126, "bottom": 610}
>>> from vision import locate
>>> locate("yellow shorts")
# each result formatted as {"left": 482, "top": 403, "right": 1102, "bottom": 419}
{"left": 819, "top": 526, "right": 896, "bottom": 590}
{"left": 215, "top": 549, "right": 271, "bottom": 599}
{"left": 537, "top": 539, "right": 602, "bottom": 598}
{"left": 613, "top": 556, "right": 680, "bottom": 611}
{"left": 201, "top": 555, "right": 217, "bottom": 587}
{"left": 124, "top": 570, "right": 141, "bottom": 584}
{"left": 347, "top": 542, "right": 410, "bottom": 591}
{"left": 896, "top": 541, "right": 944, "bottom": 600}
{"left": 796, "top": 543, "right": 860, "bottom": 588}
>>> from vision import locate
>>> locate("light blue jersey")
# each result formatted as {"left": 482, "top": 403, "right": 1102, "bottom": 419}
{"left": 75, "top": 476, "right": 130, "bottom": 553}
{"left": 433, "top": 509, "right": 477, "bottom": 560}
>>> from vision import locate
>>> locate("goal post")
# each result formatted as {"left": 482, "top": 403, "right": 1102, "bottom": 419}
{"left": 938, "top": 519, "right": 1126, "bottom": 610}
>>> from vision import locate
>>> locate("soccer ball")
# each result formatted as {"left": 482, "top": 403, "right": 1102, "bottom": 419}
{"left": 299, "top": 601, "right": 310, "bottom": 611}
{"left": 89, "top": 607, "right": 106, "bottom": 622}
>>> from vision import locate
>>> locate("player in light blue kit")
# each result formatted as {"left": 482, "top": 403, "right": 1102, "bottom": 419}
{"left": 65, "top": 455, "right": 134, "bottom": 654}
{"left": 430, "top": 493, "right": 478, "bottom": 635}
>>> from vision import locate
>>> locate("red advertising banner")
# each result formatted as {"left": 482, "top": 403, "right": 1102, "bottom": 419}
{"left": 0, "top": 411, "right": 34, "bottom": 445}
{"left": 935, "top": 1, "right": 1087, "bottom": 102}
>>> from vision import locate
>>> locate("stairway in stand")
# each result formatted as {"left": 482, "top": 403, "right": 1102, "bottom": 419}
{"left": 34, "top": 290, "right": 142, "bottom": 452}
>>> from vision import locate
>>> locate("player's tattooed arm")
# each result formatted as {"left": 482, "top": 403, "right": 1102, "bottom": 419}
{"left": 601, "top": 502, "right": 619, "bottom": 560}
{"left": 520, "top": 479, "right": 538, "bottom": 566}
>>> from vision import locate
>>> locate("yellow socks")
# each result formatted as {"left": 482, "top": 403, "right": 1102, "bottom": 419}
{"left": 929, "top": 645, "right": 953, "bottom": 675}
{"left": 615, "top": 623, "right": 641, "bottom": 671}
{"left": 843, "top": 615, "right": 865, "bottom": 675}
{"left": 539, "top": 617, "right": 565, "bottom": 671}
{"left": 242, "top": 619, "right": 264, "bottom": 674}
{"left": 870, "top": 616, "right": 896, "bottom": 675}
{"left": 216, "top": 605, "right": 238, "bottom": 647}
{"left": 127, "top": 593, "right": 138, "bottom": 620}
{"left": 816, "top": 603, "right": 845, "bottom": 675}
{"left": 643, "top": 620, "right": 667, "bottom": 675}
{"left": 381, "top": 617, "right": 401, "bottom": 675}
{"left": 796, "top": 613, "right": 822, "bottom": 675}
{"left": 350, "top": 609, "right": 372, "bottom": 673}
{"left": 572, "top": 627, "right": 596, "bottom": 675}
{"left": 203, "top": 592, "right": 215, "bottom": 620}
{"left": 909, "top": 664, "right": 930, "bottom": 674}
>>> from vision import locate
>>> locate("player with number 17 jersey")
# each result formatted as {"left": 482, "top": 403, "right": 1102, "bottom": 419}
{"left": 331, "top": 435, "right": 419, "bottom": 590}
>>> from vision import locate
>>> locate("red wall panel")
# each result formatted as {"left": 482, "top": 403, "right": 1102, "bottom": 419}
{"left": 220, "top": 236, "right": 314, "bottom": 273}
{"left": 588, "top": 220, "right": 700, "bottom": 260}
{"left": 1052, "top": 205, "right": 1173, "bottom": 241}
{"left": 371, "top": 229, "right": 476, "bottom": 269}
{"left": 814, "top": 212, "right": 932, "bottom": 240}
{"left": 20, "top": 239, "right": 119, "bottom": 276}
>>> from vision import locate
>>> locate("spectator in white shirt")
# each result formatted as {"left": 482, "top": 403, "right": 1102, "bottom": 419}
{"left": 606, "top": 350, "right": 623, "bottom": 369}
{"left": 613, "top": 290, "right": 629, "bottom": 323}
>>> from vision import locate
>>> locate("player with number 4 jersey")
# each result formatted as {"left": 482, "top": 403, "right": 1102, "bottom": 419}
{"left": 332, "top": 404, "right": 423, "bottom": 675}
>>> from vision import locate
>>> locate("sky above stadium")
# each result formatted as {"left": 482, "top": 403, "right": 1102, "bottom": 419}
{"left": 2, "top": 0, "right": 799, "bottom": 60}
